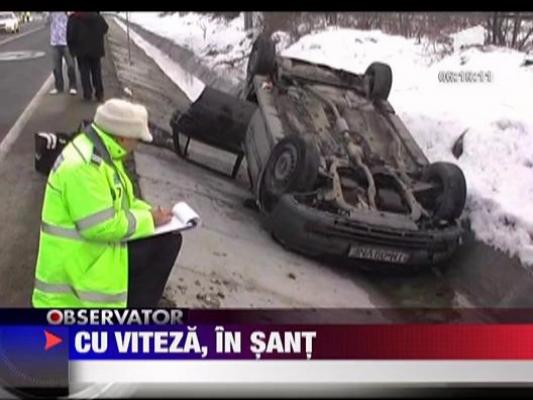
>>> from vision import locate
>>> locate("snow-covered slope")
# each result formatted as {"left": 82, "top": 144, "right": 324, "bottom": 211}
{"left": 124, "top": 12, "right": 257, "bottom": 87}
{"left": 126, "top": 12, "right": 533, "bottom": 266}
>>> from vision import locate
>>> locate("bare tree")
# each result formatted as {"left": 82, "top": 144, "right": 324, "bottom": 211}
{"left": 326, "top": 12, "right": 338, "bottom": 26}
{"left": 486, "top": 12, "right": 533, "bottom": 50}
{"left": 199, "top": 20, "right": 207, "bottom": 40}
{"left": 518, "top": 24, "right": 533, "bottom": 51}
{"left": 244, "top": 12, "right": 253, "bottom": 30}
{"left": 251, "top": 12, "right": 532, "bottom": 51}
{"left": 511, "top": 13, "right": 521, "bottom": 47}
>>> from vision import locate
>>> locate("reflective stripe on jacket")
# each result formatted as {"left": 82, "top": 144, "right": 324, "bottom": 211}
{"left": 32, "top": 123, "right": 155, "bottom": 308}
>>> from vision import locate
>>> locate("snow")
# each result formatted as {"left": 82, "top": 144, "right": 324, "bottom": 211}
{"left": 449, "top": 25, "right": 486, "bottom": 51}
{"left": 286, "top": 30, "right": 533, "bottom": 265}
{"left": 123, "top": 12, "right": 257, "bottom": 87}
{"left": 526, "top": 50, "right": 533, "bottom": 63}
{"left": 126, "top": 13, "right": 533, "bottom": 266}
{"left": 114, "top": 16, "right": 205, "bottom": 102}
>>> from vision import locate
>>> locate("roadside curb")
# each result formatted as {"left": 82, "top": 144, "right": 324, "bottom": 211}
{"left": 105, "top": 17, "right": 193, "bottom": 150}
{"left": 114, "top": 16, "right": 240, "bottom": 96}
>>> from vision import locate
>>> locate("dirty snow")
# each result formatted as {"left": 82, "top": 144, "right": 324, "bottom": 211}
{"left": 127, "top": 13, "right": 533, "bottom": 266}
{"left": 123, "top": 12, "right": 258, "bottom": 87}
{"left": 114, "top": 16, "right": 205, "bottom": 102}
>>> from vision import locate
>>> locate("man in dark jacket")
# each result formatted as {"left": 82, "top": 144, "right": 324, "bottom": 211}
{"left": 67, "top": 12, "right": 109, "bottom": 102}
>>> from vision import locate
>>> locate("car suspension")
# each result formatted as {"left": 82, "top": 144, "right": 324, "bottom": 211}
{"left": 301, "top": 83, "right": 428, "bottom": 221}
{"left": 322, "top": 157, "right": 368, "bottom": 215}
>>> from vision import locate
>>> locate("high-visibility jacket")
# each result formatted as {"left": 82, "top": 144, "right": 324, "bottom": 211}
{"left": 32, "top": 123, "right": 155, "bottom": 308}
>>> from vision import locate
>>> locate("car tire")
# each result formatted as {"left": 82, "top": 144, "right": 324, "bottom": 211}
{"left": 247, "top": 34, "right": 276, "bottom": 80}
{"left": 170, "top": 109, "right": 185, "bottom": 157}
{"left": 422, "top": 162, "right": 467, "bottom": 222}
{"left": 364, "top": 62, "right": 393, "bottom": 101}
{"left": 260, "top": 135, "right": 320, "bottom": 212}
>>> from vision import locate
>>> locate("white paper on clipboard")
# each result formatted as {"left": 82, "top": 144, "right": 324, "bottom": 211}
{"left": 152, "top": 202, "right": 201, "bottom": 236}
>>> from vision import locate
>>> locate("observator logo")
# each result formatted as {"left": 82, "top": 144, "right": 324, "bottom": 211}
{"left": 46, "top": 309, "right": 184, "bottom": 325}
{"left": 47, "top": 310, "right": 63, "bottom": 325}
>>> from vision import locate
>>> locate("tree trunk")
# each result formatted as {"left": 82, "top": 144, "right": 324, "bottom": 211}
{"left": 492, "top": 12, "right": 498, "bottom": 44}
{"left": 511, "top": 13, "right": 521, "bottom": 48}
{"left": 244, "top": 12, "right": 253, "bottom": 30}
{"left": 485, "top": 15, "right": 492, "bottom": 44}
{"left": 518, "top": 26, "right": 533, "bottom": 51}
{"left": 398, "top": 13, "right": 405, "bottom": 37}
{"left": 497, "top": 14, "right": 506, "bottom": 45}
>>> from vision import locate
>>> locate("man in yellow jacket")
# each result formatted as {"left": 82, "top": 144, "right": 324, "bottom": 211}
{"left": 32, "top": 98, "right": 181, "bottom": 308}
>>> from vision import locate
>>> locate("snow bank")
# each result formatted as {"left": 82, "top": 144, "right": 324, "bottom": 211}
{"left": 127, "top": 13, "right": 533, "bottom": 266}
{"left": 114, "top": 16, "right": 205, "bottom": 102}
{"left": 124, "top": 12, "right": 258, "bottom": 87}
{"left": 285, "top": 28, "right": 533, "bottom": 265}
{"left": 449, "top": 25, "right": 486, "bottom": 51}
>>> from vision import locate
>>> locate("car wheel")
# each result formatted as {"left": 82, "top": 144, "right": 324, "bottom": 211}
{"left": 247, "top": 34, "right": 276, "bottom": 80}
{"left": 364, "top": 62, "right": 393, "bottom": 101}
{"left": 422, "top": 162, "right": 467, "bottom": 222}
{"left": 260, "top": 135, "right": 319, "bottom": 212}
{"left": 170, "top": 110, "right": 185, "bottom": 157}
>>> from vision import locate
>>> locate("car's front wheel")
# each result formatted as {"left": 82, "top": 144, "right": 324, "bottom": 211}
{"left": 259, "top": 135, "right": 320, "bottom": 212}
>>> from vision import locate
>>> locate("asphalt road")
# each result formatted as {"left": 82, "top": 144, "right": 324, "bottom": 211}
{"left": 0, "top": 22, "right": 122, "bottom": 306}
{"left": 0, "top": 20, "right": 50, "bottom": 139}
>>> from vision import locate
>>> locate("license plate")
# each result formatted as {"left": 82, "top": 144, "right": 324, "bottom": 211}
{"left": 348, "top": 245, "right": 409, "bottom": 264}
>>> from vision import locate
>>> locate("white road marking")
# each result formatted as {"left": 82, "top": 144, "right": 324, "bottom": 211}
{"left": 0, "top": 25, "right": 45, "bottom": 47}
{"left": 0, "top": 74, "right": 53, "bottom": 164}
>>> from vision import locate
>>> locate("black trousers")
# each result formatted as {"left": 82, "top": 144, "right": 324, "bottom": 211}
{"left": 127, "top": 233, "right": 182, "bottom": 308}
{"left": 77, "top": 56, "right": 104, "bottom": 101}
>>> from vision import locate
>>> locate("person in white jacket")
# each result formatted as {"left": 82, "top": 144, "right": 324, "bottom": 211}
{"left": 47, "top": 12, "right": 77, "bottom": 95}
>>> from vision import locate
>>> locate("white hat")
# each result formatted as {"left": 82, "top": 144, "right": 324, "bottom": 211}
{"left": 94, "top": 98, "right": 153, "bottom": 142}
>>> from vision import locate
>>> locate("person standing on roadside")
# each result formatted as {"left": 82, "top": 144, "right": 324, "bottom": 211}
{"left": 47, "top": 12, "right": 77, "bottom": 95}
{"left": 67, "top": 12, "right": 108, "bottom": 102}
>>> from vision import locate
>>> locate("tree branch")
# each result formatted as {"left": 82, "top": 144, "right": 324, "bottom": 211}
{"left": 518, "top": 25, "right": 533, "bottom": 50}
{"left": 212, "top": 53, "right": 249, "bottom": 68}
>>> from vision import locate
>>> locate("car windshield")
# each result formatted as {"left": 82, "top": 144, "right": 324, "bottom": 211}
{"left": 0, "top": 12, "right": 15, "bottom": 20}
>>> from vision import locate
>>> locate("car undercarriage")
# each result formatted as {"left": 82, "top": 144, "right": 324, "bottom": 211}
{"left": 171, "top": 34, "right": 468, "bottom": 270}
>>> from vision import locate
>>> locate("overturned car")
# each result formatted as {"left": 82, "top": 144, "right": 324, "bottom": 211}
{"left": 170, "top": 35, "right": 467, "bottom": 271}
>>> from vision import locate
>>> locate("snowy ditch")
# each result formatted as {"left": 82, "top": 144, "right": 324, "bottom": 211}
{"left": 115, "top": 13, "right": 533, "bottom": 270}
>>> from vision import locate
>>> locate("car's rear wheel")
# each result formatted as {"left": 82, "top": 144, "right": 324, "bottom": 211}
{"left": 260, "top": 135, "right": 320, "bottom": 212}
{"left": 422, "top": 162, "right": 467, "bottom": 222}
{"left": 170, "top": 109, "right": 185, "bottom": 157}
{"left": 364, "top": 62, "right": 393, "bottom": 101}
{"left": 247, "top": 34, "right": 277, "bottom": 79}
